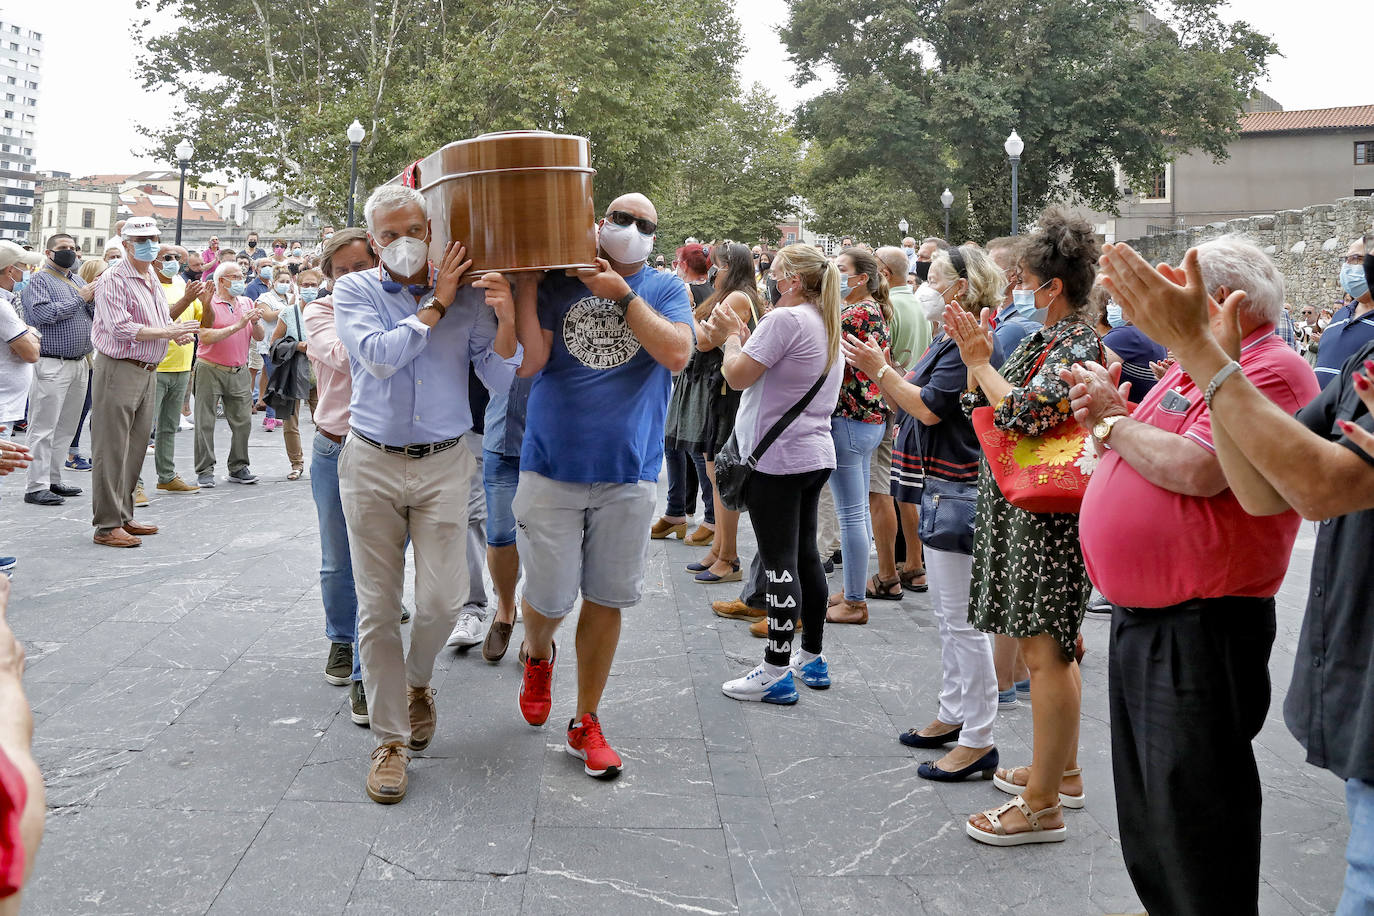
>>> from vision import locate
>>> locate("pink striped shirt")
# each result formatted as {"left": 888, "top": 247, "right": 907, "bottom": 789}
{"left": 304, "top": 297, "right": 351, "bottom": 437}
{"left": 91, "top": 255, "right": 172, "bottom": 364}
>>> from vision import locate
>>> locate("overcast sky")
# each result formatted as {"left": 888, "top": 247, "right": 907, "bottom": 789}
{"left": 15, "top": 0, "right": 1370, "bottom": 178}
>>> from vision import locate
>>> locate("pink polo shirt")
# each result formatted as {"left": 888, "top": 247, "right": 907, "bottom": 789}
{"left": 304, "top": 297, "right": 351, "bottom": 437}
{"left": 196, "top": 295, "right": 255, "bottom": 368}
{"left": 1079, "top": 326, "right": 1320, "bottom": 609}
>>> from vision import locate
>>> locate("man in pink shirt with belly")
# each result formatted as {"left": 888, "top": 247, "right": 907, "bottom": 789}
{"left": 192, "top": 262, "right": 263, "bottom": 487}
{"left": 304, "top": 228, "right": 378, "bottom": 725}
{"left": 1068, "top": 235, "right": 1320, "bottom": 916}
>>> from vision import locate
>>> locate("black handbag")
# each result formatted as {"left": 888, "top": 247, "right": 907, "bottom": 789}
{"left": 918, "top": 475, "right": 978, "bottom": 555}
{"left": 714, "top": 371, "right": 829, "bottom": 512}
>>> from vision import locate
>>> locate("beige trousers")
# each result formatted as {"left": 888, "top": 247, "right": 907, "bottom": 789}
{"left": 338, "top": 437, "right": 475, "bottom": 747}
{"left": 90, "top": 354, "right": 156, "bottom": 534}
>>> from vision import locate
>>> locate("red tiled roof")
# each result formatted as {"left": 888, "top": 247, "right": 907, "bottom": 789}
{"left": 1240, "top": 105, "right": 1374, "bottom": 134}
{"left": 123, "top": 197, "right": 225, "bottom": 225}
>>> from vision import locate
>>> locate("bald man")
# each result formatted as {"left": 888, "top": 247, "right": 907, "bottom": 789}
{"left": 512, "top": 192, "right": 694, "bottom": 781}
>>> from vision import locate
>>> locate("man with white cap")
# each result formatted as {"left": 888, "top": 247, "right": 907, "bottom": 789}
{"left": 89, "top": 217, "right": 201, "bottom": 548}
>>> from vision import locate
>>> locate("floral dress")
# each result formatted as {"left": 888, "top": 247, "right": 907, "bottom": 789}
{"left": 835, "top": 299, "right": 891, "bottom": 424}
{"left": 961, "top": 317, "right": 1102, "bottom": 661}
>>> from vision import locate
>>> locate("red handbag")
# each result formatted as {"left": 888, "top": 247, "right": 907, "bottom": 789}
{"left": 970, "top": 332, "right": 1101, "bottom": 514}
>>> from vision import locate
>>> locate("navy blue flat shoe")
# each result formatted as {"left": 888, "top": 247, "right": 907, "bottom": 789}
{"left": 918, "top": 747, "right": 999, "bottom": 782}
{"left": 686, "top": 560, "right": 711, "bottom": 572}
{"left": 898, "top": 724, "right": 962, "bottom": 749}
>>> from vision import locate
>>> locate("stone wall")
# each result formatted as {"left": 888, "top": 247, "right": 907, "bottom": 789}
{"left": 1121, "top": 196, "right": 1374, "bottom": 309}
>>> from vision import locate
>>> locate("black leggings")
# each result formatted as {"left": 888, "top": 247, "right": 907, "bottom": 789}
{"left": 744, "top": 468, "right": 830, "bottom": 667}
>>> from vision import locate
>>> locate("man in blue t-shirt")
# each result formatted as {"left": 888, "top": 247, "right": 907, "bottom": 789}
{"left": 512, "top": 193, "right": 694, "bottom": 781}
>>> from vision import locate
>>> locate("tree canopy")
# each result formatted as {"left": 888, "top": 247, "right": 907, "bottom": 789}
{"left": 781, "top": 0, "right": 1277, "bottom": 243}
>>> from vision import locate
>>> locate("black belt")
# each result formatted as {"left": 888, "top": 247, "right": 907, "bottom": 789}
{"left": 352, "top": 430, "right": 461, "bottom": 459}
{"left": 42, "top": 354, "right": 87, "bottom": 361}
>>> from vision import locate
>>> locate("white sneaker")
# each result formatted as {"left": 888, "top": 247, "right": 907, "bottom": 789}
{"left": 445, "top": 609, "right": 486, "bottom": 648}
{"left": 179, "top": 416, "right": 194, "bottom": 431}
{"left": 721, "top": 664, "right": 799, "bottom": 705}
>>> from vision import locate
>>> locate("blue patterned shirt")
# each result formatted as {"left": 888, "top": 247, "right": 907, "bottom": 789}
{"left": 20, "top": 265, "right": 93, "bottom": 359}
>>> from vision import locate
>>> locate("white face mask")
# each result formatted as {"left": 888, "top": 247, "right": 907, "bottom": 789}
{"left": 379, "top": 236, "right": 428, "bottom": 278}
{"left": 916, "top": 283, "right": 947, "bottom": 321}
{"left": 598, "top": 221, "right": 654, "bottom": 265}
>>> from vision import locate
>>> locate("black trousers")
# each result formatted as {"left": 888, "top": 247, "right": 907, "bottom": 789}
{"left": 1109, "top": 597, "right": 1276, "bottom": 916}
{"left": 744, "top": 468, "right": 830, "bottom": 666}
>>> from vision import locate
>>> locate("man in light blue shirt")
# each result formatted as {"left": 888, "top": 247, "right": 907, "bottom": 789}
{"left": 333, "top": 183, "right": 518, "bottom": 805}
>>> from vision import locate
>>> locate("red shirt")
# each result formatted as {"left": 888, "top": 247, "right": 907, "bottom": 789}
{"left": 0, "top": 745, "right": 25, "bottom": 899}
{"left": 1079, "top": 326, "right": 1320, "bottom": 608}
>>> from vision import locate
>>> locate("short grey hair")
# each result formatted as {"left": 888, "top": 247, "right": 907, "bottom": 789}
{"left": 1194, "top": 234, "right": 1284, "bottom": 326}
{"left": 213, "top": 261, "right": 242, "bottom": 284}
{"left": 364, "top": 185, "right": 427, "bottom": 233}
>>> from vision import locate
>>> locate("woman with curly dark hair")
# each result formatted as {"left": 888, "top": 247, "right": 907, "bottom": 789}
{"left": 944, "top": 208, "right": 1104, "bottom": 847}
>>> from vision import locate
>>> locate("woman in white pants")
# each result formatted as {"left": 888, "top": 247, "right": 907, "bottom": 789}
{"left": 843, "top": 244, "right": 1007, "bottom": 780}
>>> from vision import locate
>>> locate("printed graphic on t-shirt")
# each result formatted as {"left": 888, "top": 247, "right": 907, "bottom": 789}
{"left": 562, "top": 295, "right": 641, "bottom": 370}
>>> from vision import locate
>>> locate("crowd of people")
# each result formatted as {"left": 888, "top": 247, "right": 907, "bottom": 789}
{"left": 0, "top": 178, "right": 1371, "bottom": 915}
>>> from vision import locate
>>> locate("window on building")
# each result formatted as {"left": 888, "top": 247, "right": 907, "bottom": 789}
{"left": 1141, "top": 167, "right": 1169, "bottom": 201}
{"left": 45, "top": 209, "right": 50, "bottom": 227}
{"left": 1356, "top": 189, "right": 1374, "bottom": 197}
{"left": 3, "top": 78, "right": 12, "bottom": 86}
{"left": 1357, "top": 142, "right": 1374, "bottom": 165}
{"left": 96, "top": 237, "right": 103, "bottom": 249}
{"left": 7, "top": 27, "right": 16, "bottom": 35}
{"left": 81, "top": 208, "right": 94, "bottom": 228}
{"left": 8, "top": 43, "right": 17, "bottom": 51}
{"left": 3, "top": 95, "right": 11, "bottom": 102}
{"left": 786, "top": 232, "right": 796, "bottom": 243}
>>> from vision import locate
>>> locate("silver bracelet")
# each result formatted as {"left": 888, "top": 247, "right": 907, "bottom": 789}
{"left": 1203, "top": 360, "right": 1242, "bottom": 409}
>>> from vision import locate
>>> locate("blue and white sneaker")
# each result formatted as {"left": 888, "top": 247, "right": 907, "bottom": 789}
{"left": 998, "top": 687, "right": 1019, "bottom": 708}
{"left": 0, "top": 556, "right": 15, "bottom": 577}
{"left": 789, "top": 652, "right": 831, "bottom": 689}
{"left": 64, "top": 455, "right": 92, "bottom": 471}
{"left": 1015, "top": 678, "right": 1031, "bottom": 702}
{"left": 722, "top": 665, "right": 798, "bottom": 705}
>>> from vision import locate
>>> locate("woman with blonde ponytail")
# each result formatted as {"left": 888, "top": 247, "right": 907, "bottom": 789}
{"left": 697, "top": 244, "right": 844, "bottom": 704}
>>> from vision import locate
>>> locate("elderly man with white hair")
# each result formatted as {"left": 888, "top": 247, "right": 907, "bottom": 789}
{"left": 332, "top": 183, "right": 518, "bottom": 805}
{"left": 1064, "top": 234, "right": 1319, "bottom": 916}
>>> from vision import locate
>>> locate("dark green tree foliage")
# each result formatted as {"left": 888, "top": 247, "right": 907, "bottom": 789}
{"left": 781, "top": 0, "right": 1277, "bottom": 242}
{"left": 134, "top": 0, "right": 786, "bottom": 230}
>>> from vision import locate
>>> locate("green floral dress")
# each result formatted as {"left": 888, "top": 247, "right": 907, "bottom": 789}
{"left": 960, "top": 317, "right": 1102, "bottom": 661}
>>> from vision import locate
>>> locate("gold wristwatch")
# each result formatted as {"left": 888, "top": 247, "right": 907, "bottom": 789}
{"left": 1092, "top": 414, "right": 1125, "bottom": 445}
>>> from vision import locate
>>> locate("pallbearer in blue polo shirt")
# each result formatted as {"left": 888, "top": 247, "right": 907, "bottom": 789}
{"left": 1315, "top": 238, "right": 1374, "bottom": 389}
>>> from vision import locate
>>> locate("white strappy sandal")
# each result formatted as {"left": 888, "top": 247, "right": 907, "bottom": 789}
{"left": 966, "top": 795, "right": 1067, "bottom": 847}
{"left": 992, "top": 765, "right": 1086, "bottom": 809}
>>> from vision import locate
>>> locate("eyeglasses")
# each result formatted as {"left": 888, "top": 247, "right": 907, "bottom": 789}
{"left": 606, "top": 210, "right": 657, "bottom": 235}
{"left": 1345, "top": 254, "right": 1365, "bottom": 265}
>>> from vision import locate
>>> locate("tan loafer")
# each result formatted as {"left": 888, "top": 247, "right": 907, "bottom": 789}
{"left": 826, "top": 601, "right": 869, "bottom": 625}
{"left": 156, "top": 476, "right": 199, "bottom": 493}
{"left": 123, "top": 520, "right": 159, "bottom": 536}
{"left": 713, "top": 600, "right": 765, "bottom": 621}
{"left": 366, "top": 742, "right": 410, "bottom": 804}
{"left": 684, "top": 525, "right": 715, "bottom": 547}
{"left": 407, "top": 686, "right": 436, "bottom": 751}
{"left": 93, "top": 528, "right": 141, "bottom": 548}
{"left": 483, "top": 620, "right": 514, "bottom": 663}
{"left": 650, "top": 517, "right": 687, "bottom": 540}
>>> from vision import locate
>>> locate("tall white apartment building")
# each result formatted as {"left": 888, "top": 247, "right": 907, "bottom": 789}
{"left": 0, "top": 9, "right": 39, "bottom": 242}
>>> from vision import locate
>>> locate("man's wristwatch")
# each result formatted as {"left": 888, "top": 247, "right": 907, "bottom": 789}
{"left": 418, "top": 296, "right": 448, "bottom": 320}
{"left": 1092, "top": 414, "right": 1126, "bottom": 445}
{"left": 614, "top": 290, "right": 636, "bottom": 317}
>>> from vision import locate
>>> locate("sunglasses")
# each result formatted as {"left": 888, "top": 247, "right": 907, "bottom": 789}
{"left": 606, "top": 210, "right": 657, "bottom": 235}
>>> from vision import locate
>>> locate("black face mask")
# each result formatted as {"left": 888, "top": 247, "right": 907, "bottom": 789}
{"left": 1364, "top": 252, "right": 1373, "bottom": 296}
{"left": 247, "top": 240, "right": 258, "bottom": 249}
{"left": 915, "top": 261, "right": 931, "bottom": 282}
{"left": 184, "top": 268, "right": 202, "bottom": 280}
{"left": 759, "top": 261, "right": 771, "bottom": 273}
{"left": 52, "top": 249, "right": 78, "bottom": 270}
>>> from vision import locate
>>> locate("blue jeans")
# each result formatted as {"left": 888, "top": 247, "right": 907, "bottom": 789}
{"left": 665, "top": 446, "right": 712, "bottom": 521}
{"left": 257, "top": 352, "right": 277, "bottom": 420}
{"left": 483, "top": 449, "right": 521, "bottom": 547}
{"left": 310, "top": 432, "right": 360, "bottom": 680}
{"left": 1339, "top": 779, "right": 1374, "bottom": 915}
{"left": 829, "top": 416, "right": 885, "bottom": 601}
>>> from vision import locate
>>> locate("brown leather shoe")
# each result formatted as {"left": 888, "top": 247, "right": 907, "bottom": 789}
{"left": 684, "top": 525, "right": 715, "bottom": 547}
{"left": 407, "top": 686, "right": 436, "bottom": 751}
{"left": 366, "top": 742, "right": 410, "bottom": 804}
{"left": 482, "top": 620, "right": 514, "bottom": 663}
{"left": 650, "top": 517, "right": 687, "bottom": 540}
{"left": 750, "top": 616, "right": 803, "bottom": 638}
{"left": 713, "top": 600, "right": 765, "bottom": 621}
{"left": 123, "top": 520, "right": 159, "bottom": 536}
{"left": 827, "top": 601, "right": 869, "bottom": 625}
{"left": 93, "top": 528, "right": 142, "bottom": 548}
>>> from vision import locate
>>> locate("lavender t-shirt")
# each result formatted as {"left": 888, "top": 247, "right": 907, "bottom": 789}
{"left": 735, "top": 303, "right": 843, "bottom": 476}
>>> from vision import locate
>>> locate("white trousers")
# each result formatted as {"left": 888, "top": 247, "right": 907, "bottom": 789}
{"left": 339, "top": 438, "right": 475, "bottom": 747}
{"left": 927, "top": 547, "right": 997, "bottom": 749}
{"left": 24, "top": 356, "right": 88, "bottom": 493}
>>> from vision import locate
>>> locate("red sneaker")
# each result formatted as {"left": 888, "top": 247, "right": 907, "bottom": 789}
{"left": 566, "top": 713, "right": 622, "bottom": 780}
{"left": 518, "top": 641, "right": 556, "bottom": 726}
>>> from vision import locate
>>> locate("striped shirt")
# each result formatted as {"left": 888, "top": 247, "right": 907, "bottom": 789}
{"left": 91, "top": 255, "right": 172, "bottom": 364}
{"left": 20, "top": 264, "right": 93, "bottom": 359}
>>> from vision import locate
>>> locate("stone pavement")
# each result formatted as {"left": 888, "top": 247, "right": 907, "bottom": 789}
{"left": 3, "top": 421, "right": 1351, "bottom": 915}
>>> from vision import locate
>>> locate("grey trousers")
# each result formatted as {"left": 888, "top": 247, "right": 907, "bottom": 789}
{"left": 462, "top": 431, "right": 488, "bottom": 614}
{"left": 152, "top": 370, "right": 191, "bottom": 484}
{"left": 193, "top": 361, "right": 252, "bottom": 476}
{"left": 339, "top": 437, "right": 475, "bottom": 747}
{"left": 24, "top": 356, "right": 88, "bottom": 493}
{"left": 90, "top": 354, "right": 156, "bottom": 534}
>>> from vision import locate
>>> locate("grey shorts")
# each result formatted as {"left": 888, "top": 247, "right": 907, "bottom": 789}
{"left": 513, "top": 471, "right": 657, "bottom": 619}
{"left": 869, "top": 426, "right": 895, "bottom": 495}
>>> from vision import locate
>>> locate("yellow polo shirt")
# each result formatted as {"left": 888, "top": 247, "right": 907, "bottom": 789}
{"left": 155, "top": 275, "right": 201, "bottom": 372}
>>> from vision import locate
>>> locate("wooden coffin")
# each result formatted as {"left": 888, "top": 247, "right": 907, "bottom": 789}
{"left": 401, "top": 130, "right": 598, "bottom": 275}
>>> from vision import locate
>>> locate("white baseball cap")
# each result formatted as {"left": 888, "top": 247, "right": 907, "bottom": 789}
{"left": 123, "top": 217, "right": 160, "bottom": 239}
{"left": 0, "top": 240, "right": 41, "bottom": 271}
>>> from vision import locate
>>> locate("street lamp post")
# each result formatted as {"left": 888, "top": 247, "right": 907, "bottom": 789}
{"left": 174, "top": 139, "right": 193, "bottom": 246}
{"left": 1004, "top": 130, "right": 1024, "bottom": 235}
{"left": 898, "top": 217, "right": 909, "bottom": 239}
{"left": 940, "top": 187, "right": 954, "bottom": 240}
{"left": 346, "top": 119, "right": 365, "bottom": 228}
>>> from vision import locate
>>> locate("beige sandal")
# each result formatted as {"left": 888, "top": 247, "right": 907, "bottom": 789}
{"left": 966, "top": 795, "right": 1066, "bottom": 846}
{"left": 993, "top": 765, "right": 1086, "bottom": 809}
